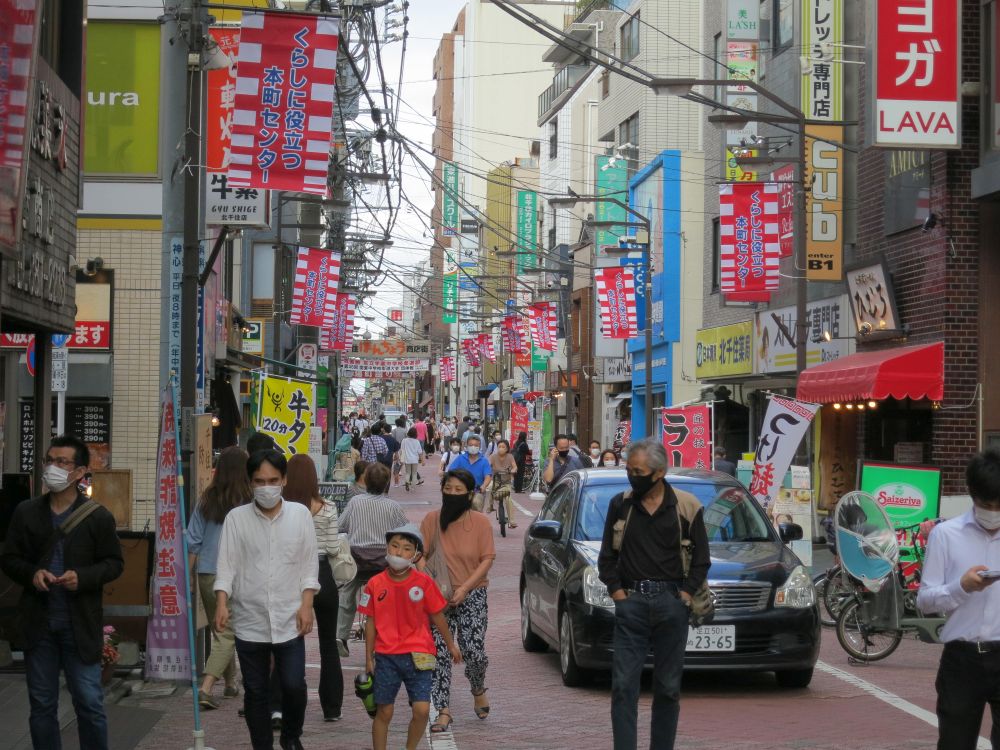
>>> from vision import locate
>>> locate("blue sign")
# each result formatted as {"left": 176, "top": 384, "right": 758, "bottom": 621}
{"left": 52, "top": 334, "right": 70, "bottom": 348}
{"left": 618, "top": 253, "right": 647, "bottom": 331}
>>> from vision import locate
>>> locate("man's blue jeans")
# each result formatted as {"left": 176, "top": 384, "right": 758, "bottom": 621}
{"left": 25, "top": 625, "right": 108, "bottom": 750}
{"left": 611, "top": 591, "right": 689, "bottom": 750}
{"left": 236, "top": 636, "right": 307, "bottom": 750}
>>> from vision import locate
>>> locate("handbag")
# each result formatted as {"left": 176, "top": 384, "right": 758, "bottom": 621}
{"left": 331, "top": 534, "right": 358, "bottom": 588}
{"left": 424, "top": 524, "right": 453, "bottom": 601}
{"left": 675, "top": 499, "right": 715, "bottom": 627}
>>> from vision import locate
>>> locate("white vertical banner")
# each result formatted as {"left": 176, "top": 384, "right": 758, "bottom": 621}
{"left": 749, "top": 395, "right": 820, "bottom": 509}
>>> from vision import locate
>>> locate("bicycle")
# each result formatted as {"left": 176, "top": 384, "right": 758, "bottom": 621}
{"left": 491, "top": 471, "right": 514, "bottom": 537}
{"left": 814, "top": 564, "right": 852, "bottom": 627}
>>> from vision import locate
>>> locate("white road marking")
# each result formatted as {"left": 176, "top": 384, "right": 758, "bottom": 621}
{"left": 426, "top": 718, "right": 461, "bottom": 750}
{"left": 512, "top": 497, "right": 535, "bottom": 518}
{"left": 816, "top": 660, "right": 991, "bottom": 750}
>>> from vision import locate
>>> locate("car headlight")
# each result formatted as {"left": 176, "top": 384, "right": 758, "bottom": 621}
{"left": 775, "top": 565, "right": 816, "bottom": 609}
{"left": 583, "top": 566, "right": 614, "bottom": 609}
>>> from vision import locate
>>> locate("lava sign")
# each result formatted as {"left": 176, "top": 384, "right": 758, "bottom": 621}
{"left": 859, "top": 461, "right": 941, "bottom": 528}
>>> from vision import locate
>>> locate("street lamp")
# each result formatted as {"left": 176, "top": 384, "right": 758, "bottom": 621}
{"left": 549, "top": 194, "right": 655, "bottom": 438}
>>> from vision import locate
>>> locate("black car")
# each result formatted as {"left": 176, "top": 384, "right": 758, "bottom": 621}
{"left": 520, "top": 468, "right": 820, "bottom": 688}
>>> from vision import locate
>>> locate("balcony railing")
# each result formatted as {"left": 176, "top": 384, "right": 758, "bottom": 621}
{"left": 538, "top": 64, "right": 589, "bottom": 120}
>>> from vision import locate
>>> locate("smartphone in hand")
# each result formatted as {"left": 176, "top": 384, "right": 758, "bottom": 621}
{"left": 980, "top": 570, "right": 1000, "bottom": 579}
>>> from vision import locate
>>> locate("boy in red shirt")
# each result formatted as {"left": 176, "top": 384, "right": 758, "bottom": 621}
{"left": 359, "top": 524, "right": 461, "bottom": 750}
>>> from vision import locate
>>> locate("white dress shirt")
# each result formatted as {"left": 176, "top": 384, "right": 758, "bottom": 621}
{"left": 215, "top": 500, "right": 320, "bottom": 644}
{"left": 917, "top": 510, "right": 1000, "bottom": 642}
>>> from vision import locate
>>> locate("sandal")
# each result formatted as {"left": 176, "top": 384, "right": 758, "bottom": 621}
{"left": 472, "top": 688, "right": 490, "bottom": 719}
{"left": 509, "top": 523, "right": 518, "bottom": 529}
{"left": 430, "top": 710, "right": 453, "bottom": 733}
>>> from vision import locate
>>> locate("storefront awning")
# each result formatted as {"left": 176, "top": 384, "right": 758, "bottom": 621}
{"left": 796, "top": 341, "right": 944, "bottom": 404}
{"left": 609, "top": 392, "right": 633, "bottom": 405}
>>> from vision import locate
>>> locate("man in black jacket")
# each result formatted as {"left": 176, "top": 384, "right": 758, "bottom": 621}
{"left": 1, "top": 435, "right": 124, "bottom": 750}
{"left": 597, "top": 437, "right": 710, "bottom": 750}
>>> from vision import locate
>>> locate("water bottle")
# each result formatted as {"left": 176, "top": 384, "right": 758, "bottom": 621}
{"left": 354, "top": 672, "right": 376, "bottom": 718}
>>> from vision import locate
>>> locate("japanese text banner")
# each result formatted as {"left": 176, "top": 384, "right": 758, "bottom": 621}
{"left": 595, "top": 267, "right": 638, "bottom": 339}
{"left": 228, "top": 12, "right": 339, "bottom": 194}
{"left": 145, "top": 387, "right": 193, "bottom": 681}
{"left": 207, "top": 26, "right": 239, "bottom": 172}
{"left": 340, "top": 358, "right": 429, "bottom": 378}
{"left": 719, "top": 182, "right": 781, "bottom": 300}
{"left": 440, "top": 356, "right": 456, "bottom": 383}
{"left": 321, "top": 292, "right": 356, "bottom": 350}
{"left": 477, "top": 333, "right": 496, "bottom": 363}
{"left": 510, "top": 402, "right": 530, "bottom": 443}
{"left": 501, "top": 315, "right": 529, "bottom": 354}
{"left": 528, "top": 302, "right": 558, "bottom": 352}
{"left": 290, "top": 247, "right": 340, "bottom": 327}
{"left": 750, "top": 395, "right": 820, "bottom": 508}
{"left": 661, "top": 404, "right": 712, "bottom": 469}
{"left": 257, "top": 375, "right": 314, "bottom": 455}
{"left": 461, "top": 338, "right": 481, "bottom": 367}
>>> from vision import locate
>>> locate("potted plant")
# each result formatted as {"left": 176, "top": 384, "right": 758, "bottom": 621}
{"left": 101, "top": 625, "right": 120, "bottom": 684}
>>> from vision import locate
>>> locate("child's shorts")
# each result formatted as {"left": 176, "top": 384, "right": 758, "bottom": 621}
{"left": 373, "top": 653, "right": 433, "bottom": 705}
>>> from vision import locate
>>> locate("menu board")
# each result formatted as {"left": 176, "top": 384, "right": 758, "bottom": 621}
{"left": 19, "top": 399, "right": 112, "bottom": 472}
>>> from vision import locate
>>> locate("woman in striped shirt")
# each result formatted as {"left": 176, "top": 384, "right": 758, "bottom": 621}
{"left": 285, "top": 454, "right": 344, "bottom": 722}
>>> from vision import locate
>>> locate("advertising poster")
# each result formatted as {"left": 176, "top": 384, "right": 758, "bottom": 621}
{"left": 749, "top": 395, "right": 820, "bottom": 509}
{"left": 661, "top": 405, "right": 712, "bottom": 469}
{"left": 510, "top": 402, "right": 530, "bottom": 444}
{"left": 772, "top": 487, "right": 814, "bottom": 565}
{"left": 859, "top": 461, "right": 942, "bottom": 528}
{"left": 516, "top": 190, "right": 537, "bottom": 272}
{"left": 257, "top": 375, "right": 315, "bottom": 455}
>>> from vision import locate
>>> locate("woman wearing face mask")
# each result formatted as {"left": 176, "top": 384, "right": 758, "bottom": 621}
{"left": 284, "top": 454, "right": 344, "bottom": 722}
{"left": 419, "top": 470, "right": 496, "bottom": 733}
{"left": 589, "top": 441, "right": 603, "bottom": 464}
{"left": 487, "top": 440, "right": 518, "bottom": 528}
{"left": 440, "top": 439, "right": 463, "bottom": 476}
{"left": 186, "top": 446, "right": 252, "bottom": 709}
{"left": 597, "top": 449, "right": 620, "bottom": 468}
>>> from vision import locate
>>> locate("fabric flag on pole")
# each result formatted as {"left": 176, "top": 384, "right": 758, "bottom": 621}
{"left": 228, "top": 11, "right": 339, "bottom": 195}
{"left": 146, "top": 386, "right": 193, "bottom": 681}
{"left": 206, "top": 27, "right": 240, "bottom": 172}
{"left": 461, "top": 338, "right": 481, "bottom": 367}
{"left": 595, "top": 267, "right": 639, "bottom": 339}
{"left": 501, "top": 315, "right": 529, "bottom": 354}
{"left": 477, "top": 333, "right": 496, "bottom": 363}
{"left": 528, "top": 302, "right": 558, "bottom": 351}
{"left": 749, "top": 395, "right": 820, "bottom": 509}
{"left": 321, "top": 292, "right": 356, "bottom": 350}
{"left": 661, "top": 404, "right": 712, "bottom": 469}
{"left": 440, "top": 356, "right": 456, "bottom": 383}
{"left": 718, "top": 182, "right": 781, "bottom": 300}
{"left": 290, "top": 247, "right": 340, "bottom": 327}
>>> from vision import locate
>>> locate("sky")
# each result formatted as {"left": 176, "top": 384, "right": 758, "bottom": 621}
{"left": 352, "top": 0, "right": 467, "bottom": 338}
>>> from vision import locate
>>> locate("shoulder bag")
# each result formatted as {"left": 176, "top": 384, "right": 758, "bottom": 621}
{"left": 675, "top": 491, "right": 714, "bottom": 627}
{"left": 331, "top": 534, "right": 358, "bottom": 588}
{"left": 423, "top": 523, "right": 453, "bottom": 601}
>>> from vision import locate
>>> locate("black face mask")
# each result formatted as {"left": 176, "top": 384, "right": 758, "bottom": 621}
{"left": 440, "top": 492, "right": 473, "bottom": 531}
{"left": 627, "top": 472, "right": 659, "bottom": 499}
{"left": 558, "top": 450, "right": 570, "bottom": 459}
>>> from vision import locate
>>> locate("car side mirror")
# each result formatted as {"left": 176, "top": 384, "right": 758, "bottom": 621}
{"left": 778, "top": 522, "right": 803, "bottom": 543}
{"left": 528, "top": 520, "right": 562, "bottom": 540}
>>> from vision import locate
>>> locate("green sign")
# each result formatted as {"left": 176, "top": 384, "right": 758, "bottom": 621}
{"left": 516, "top": 190, "right": 537, "bottom": 272}
{"left": 530, "top": 343, "right": 550, "bottom": 372}
{"left": 541, "top": 403, "right": 553, "bottom": 456}
{"left": 442, "top": 271, "right": 457, "bottom": 323}
{"left": 859, "top": 462, "right": 942, "bottom": 529}
{"left": 442, "top": 162, "right": 460, "bottom": 236}
{"left": 84, "top": 22, "right": 161, "bottom": 174}
{"left": 594, "top": 156, "right": 628, "bottom": 254}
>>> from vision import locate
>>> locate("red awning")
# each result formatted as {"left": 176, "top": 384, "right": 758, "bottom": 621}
{"left": 796, "top": 341, "right": 944, "bottom": 404}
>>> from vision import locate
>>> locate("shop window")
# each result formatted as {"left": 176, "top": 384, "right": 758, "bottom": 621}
{"left": 620, "top": 12, "right": 640, "bottom": 62}
{"left": 549, "top": 118, "right": 558, "bottom": 159}
{"left": 772, "top": 0, "right": 793, "bottom": 54}
{"left": 863, "top": 399, "right": 933, "bottom": 463}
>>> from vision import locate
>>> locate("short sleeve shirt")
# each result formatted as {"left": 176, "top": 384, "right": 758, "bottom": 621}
{"left": 358, "top": 569, "right": 447, "bottom": 654}
{"left": 449, "top": 453, "right": 492, "bottom": 490}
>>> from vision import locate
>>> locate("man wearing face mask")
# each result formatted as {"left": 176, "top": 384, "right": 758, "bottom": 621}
{"left": 918, "top": 449, "right": 1000, "bottom": 749}
{"left": 597, "top": 438, "right": 710, "bottom": 750}
{"left": 215, "top": 450, "right": 320, "bottom": 750}
{"left": 543, "top": 435, "right": 586, "bottom": 488}
{"left": 447, "top": 435, "right": 492, "bottom": 511}
{"left": 1, "top": 435, "right": 123, "bottom": 750}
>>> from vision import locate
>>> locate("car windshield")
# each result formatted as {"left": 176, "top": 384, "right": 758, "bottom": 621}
{"left": 575, "top": 479, "right": 774, "bottom": 543}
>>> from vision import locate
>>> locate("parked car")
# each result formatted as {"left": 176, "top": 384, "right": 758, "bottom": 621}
{"left": 520, "top": 468, "right": 820, "bottom": 688}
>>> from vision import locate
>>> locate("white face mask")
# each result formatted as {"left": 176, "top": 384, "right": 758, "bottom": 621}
{"left": 43, "top": 465, "right": 73, "bottom": 493}
{"left": 590, "top": 448, "right": 601, "bottom": 458}
{"left": 386, "top": 554, "right": 415, "bottom": 572}
{"left": 254, "top": 485, "right": 283, "bottom": 509}
{"left": 467, "top": 446, "right": 480, "bottom": 456}
{"left": 975, "top": 506, "right": 1000, "bottom": 530}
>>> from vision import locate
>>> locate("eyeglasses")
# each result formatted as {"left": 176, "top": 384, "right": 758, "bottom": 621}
{"left": 43, "top": 456, "right": 78, "bottom": 469}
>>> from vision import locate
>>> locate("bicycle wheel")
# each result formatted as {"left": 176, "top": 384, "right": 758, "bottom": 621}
{"left": 497, "top": 493, "right": 508, "bottom": 537}
{"left": 821, "top": 566, "right": 852, "bottom": 627}
{"left": 835, "top": 598, "right": 903, "bottom": 662}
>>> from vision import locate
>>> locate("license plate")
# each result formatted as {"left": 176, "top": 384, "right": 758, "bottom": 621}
{"left": 686, "top": 625, "right": 735, "bottom": 652}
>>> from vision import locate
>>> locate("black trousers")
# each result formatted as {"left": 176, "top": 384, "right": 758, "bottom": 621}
{"left": 936, "top": 642, "right": 1000, "bottom": 749}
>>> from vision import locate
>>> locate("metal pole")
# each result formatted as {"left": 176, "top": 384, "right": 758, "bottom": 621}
{"left": 273, "top": 193, "right": 284, "bottom": 363}
{"left": 644, "top": 245, "right": 653, "bottom": 437}
{"left": 795, "top": 116, "right": 808, "bottom": 375}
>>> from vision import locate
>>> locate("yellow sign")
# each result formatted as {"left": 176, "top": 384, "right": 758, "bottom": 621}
{"left": 725, "top": 148, "right": 757, "bottom": 182}
{"left": 805, "top": 124, "right": 844, "bottom": 281}
{"left": 257, "top": 375, "right": 314, "bottom": 455}
{"left": 213, "top": 0, "right": 269, "bottom": 23}
{"left": 695, "top": 322, "right": 753, "bottom": 379}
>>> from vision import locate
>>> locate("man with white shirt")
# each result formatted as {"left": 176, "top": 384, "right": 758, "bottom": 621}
{"left": 215, "top": 450, "right": 320, "bottom": 750}
{"left": 918, "top": 449, "right": 1000, "bottom": 750}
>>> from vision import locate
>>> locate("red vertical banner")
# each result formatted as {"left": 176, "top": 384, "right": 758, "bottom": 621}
{"left": 510, "top": 402, "right": 530, "bottom": 443}
{"left": 477, "top": 333, "right": 496, "bottom": 363}
{"left": 718, "top": 182, "right": 781, "bottom": 300}
{"left": 145, "top": 387, "right": 193, "bottom": 681}
{"left": 661, "top": 404, "right": 712, "bottom": 469}
{"left": 873, "top": 0, "right": 960, "bottom": 148}
{"left": 440, "top": 356, "right": 456, "bottom": 383}
{"left": 594, "top": 267, "right": 638, "bottom": 339}
{"left": 321, "top": 292, "right": 356, "bottom": 350}
{"left": 206, "top": 27, "right": 240, "bottom": 172}
{"left": 502, "top": 315, "right": 529, "bottom": 354}
{"left": 528, "top": 302, "right": 558, "bottom": 351}
{"left": 290, "top": 246, "right": 340, "bottom": 327}
{"left": 228, "top": 12, "right": 340, "bottom": 194}
{"left": 771, "top": 164, "right": 795, "bottom": 258}
{"left": 461, "top": 338, "right": 480, "bottom": 367}
{"left": 0, "top": 0, "right": 38, "bottom": 250}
